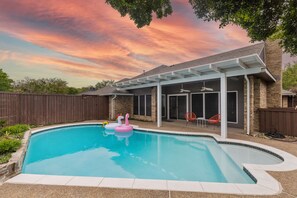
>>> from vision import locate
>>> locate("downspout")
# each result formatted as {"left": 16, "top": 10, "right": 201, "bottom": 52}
{"left": 111, "top": 94, "right": 117, "bottom": 120}
{"left": 244, "top": 75, "right": 250, "bottom": 135}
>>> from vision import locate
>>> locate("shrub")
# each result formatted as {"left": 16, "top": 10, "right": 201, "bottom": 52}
{"left": 0, "top": 124, "right": 29, "bottom": 136}
{"left": 0, "top": 120, "right": 6, "bottom": 129}
{"left": 0, "top": 153, "right": 11, "bottom": 164}
{"left": 0, "top": 139, "right": 21, "bottom": 155}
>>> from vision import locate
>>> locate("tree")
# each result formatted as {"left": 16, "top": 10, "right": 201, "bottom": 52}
{"left": 105, "top": 0, "right": 172, "bottom": 28}
{"left": 105, "top": 0, "right": 297, "bottom": 55}
{"left": 283, "top": 63, "right": 297, "bottom": 92}
{"left": 13, "top": 78, "right": 69, "bottom": 94}
{"left": 95, "top": 80, "right": 115, "bottom": 89}
{"left": 0, "top": 69, "right": 13, "bottom": 91}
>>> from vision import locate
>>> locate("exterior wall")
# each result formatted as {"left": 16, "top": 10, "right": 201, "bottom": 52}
{"left": 253, "top": 78, "right": 267, "bottom": 132}
{"left": 282, "top": 96, "right": 288, "bottom": 108}
{"left": 109, "top": 95, "right": 133, "bottom": 120}
{"left": 244, "top": 40, "right": 282, "bottom": 133}
{"left": 265, "top": 40, "right": 282, "bottom": 108}
{"left": 162, "top": 77, "right": 244, "bottom": 128}
{"left": 130, "top": 87, "right": 157, "bottom": 122}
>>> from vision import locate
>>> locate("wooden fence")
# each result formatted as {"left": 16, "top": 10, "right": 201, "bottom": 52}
{"left": 259, "top": 108, "right": 297, "bottom": 137}
{"left": 0, "top": 92, "right": 109, "bottom": 125}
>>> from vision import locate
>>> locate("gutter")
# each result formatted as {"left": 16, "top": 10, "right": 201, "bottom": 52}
{"left": 111, "top": 95, "right": 117, "bottom": 120}
{"left": 244, "top": 75, "right": 250, "bottom": 135}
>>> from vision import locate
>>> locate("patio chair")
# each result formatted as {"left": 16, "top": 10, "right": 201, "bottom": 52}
{"left": 184, "top": 112, "right": 197, "bottom": 126}
{"left": 207, "top": 114, "right": 221, "bottom": 129}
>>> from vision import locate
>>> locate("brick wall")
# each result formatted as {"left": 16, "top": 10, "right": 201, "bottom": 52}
{"left": 109, "top": 95, "right": 133, "bottom": 120}
{"left": 253, "top": 78, "right": 267, "bottom": 131}
{"left": 244, "top": 40, "right": 282, "bottom": 133}
{"left": 282, "top": 96, "right": 288, "bottom": 108}
{"left": 265, "top": 40, "right": 282, "bottom": 108}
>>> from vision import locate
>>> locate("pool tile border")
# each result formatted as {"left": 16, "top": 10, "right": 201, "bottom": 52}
{"left": 6, "top": 121, "right": 297, "bottom": 196}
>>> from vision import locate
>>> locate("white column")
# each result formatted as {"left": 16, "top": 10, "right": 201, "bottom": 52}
{"left": 220, "top": 73, "right": 227, "bottom": 138}
{"left": 157, "top": 82, "right": 162, "bottom": 127}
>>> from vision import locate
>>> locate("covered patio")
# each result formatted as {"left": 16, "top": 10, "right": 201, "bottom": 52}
{"left": 116, "top": 53, "right": 275, "bottom": 139}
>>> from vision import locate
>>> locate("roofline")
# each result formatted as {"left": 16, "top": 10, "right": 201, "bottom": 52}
{"left": 116, "top": 54, "right": 275, "bottom": 89}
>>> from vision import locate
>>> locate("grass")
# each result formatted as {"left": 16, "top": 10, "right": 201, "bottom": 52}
{"left": 0, "top": 123, "right": 29, "bottom": 164}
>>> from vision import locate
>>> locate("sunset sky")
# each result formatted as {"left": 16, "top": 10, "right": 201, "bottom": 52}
{"left": 0, "top": 0, "right": 295, "bottom": 87}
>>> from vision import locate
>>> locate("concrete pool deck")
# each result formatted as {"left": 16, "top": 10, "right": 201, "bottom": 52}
{"left": 1, "top": 120, "right": 297, "bottom": 197}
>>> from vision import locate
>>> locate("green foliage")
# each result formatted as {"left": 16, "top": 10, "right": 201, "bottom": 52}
{"left": 66, "top": 87, "right": 80, "bottom": 95}
{"left": 13, "top": 77, "right": 70, "bottom": 94}
{"left": 95, "top": 80, "right": 115, "bottom": 89}
{"left": 189, "top": 0, "right": 297, "bottom": 55}
{"left": 0, "top": 124, "right": 29, "bottom": 137}
{"left": 0, "top": 69, "right": 13, "bottom": 91}
{"left": 283, "top": 63, "right": 297, "bottom": 91}
{"left": 106, "top": 0, "right": 297, "bottom": 55}
{"left": 0, "top": 139, "right": 21, "bottom": 155}
{"left": 105, "top": 0, "right": 173, "bottom": 28}
{"left": 0, "top": 153, "right": 11, "bottom": 164}
{"left": 0, "top": 120, "right": 6, "bottom": 129}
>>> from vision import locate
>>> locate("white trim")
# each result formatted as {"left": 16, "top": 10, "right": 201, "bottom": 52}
{"left": 167, "top": 94, "right": 189, "bottom": 120}
{"left": 120, "top": 67, "right": 265, "bottom": 90}
{"left": 116, "top": 54, "right": 270, "bottom": 89}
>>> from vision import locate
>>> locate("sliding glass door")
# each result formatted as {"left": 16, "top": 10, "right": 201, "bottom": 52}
{"left": 205, "top": 93, "right": 219, "bottom": 119}
{"left": 191, "top": 92, "right": 238, "bottom": 123}
{"left": 168, "top": 95, "right": 188, "bottom": 120}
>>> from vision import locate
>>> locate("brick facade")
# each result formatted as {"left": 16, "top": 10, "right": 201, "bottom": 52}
{"left": 132, "top": 87, "right": 157, "bottom": 122}
{"left": 265, "top": 40, "right": 283, "bottom": 108}
{"left": 109, "top": 95, "right": 133, "bottom": 120}
{"left": 244, "top": 40, "right": 282, "bottom": 133}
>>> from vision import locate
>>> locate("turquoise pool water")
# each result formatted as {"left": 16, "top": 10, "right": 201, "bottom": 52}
{"left": 22, "top": 125, "right": 277, "bottom": 183}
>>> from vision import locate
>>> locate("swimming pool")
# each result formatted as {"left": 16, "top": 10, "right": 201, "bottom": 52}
{"left": 22, "top": 124, "right": 282, "bottom": 184}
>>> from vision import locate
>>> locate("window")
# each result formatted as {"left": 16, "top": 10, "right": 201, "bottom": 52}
{"left": 134, "top": 94, "right": 151, "bottom": 116}
{"left": 139, "top": 95, "right": 145, "bottom": 115}
{"left": 146, "top": 95, "right": 151, "bottom": 116}
{"left": 191, "top": 94, "right": 203, "bottom": 118}
{"left": 205, "top": 93, "right": 219, "bottom": 119}
{"left": 162, "top": 94, "right": 166, "bottom": 117}
{"left": 133, "top": 96, "right": 139, "bottom": 115}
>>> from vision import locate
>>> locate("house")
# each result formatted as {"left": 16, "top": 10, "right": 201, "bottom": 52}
{"left": 89, "top": 40, "right": 283, "bottom": 138}
{"left": 282, "top": 89, "right": 296, "bottom": 108}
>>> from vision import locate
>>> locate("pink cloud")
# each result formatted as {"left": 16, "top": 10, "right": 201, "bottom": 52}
{"left": 0, "top": 0, "right": 251, "bottom": 84}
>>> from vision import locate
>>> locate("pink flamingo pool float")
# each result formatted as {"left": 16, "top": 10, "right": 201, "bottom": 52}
{"left": 115, "top": 113, "right": 133, "bottom": 133}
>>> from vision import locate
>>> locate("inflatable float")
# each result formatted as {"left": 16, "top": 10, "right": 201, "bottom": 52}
{"left": 115, "top": 113, "right": 133, "bottom": 133}
{"left": 104, "top": 115, "right": 124, "bottom": 130}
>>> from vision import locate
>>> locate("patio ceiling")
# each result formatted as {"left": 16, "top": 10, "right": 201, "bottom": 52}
{"left": 116, "top": 54, "right": 276, "bottom": 90}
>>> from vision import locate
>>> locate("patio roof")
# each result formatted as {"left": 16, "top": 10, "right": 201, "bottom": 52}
{"left": 116, "top": 53, "right": 275, "bottom": 90}
{"left": 80, "top": 86, "right": 133, "bottom": 96}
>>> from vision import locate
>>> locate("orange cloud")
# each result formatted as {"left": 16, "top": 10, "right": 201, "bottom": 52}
{"left": 0, "top": 0, "right": 251, "bottom": 85}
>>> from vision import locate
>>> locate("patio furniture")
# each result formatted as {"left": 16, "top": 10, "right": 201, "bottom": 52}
{"left": 207, "top": 114, "right": 221, "bottom": 128}
{"left": 197, "top": 117, "right": 207, "bottom": 127}
{"left": 184, "top": 112, "right": 197, "bottom": 125}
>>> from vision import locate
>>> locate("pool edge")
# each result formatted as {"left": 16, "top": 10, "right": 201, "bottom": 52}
{"left": 7, "top": 121, "right": 297, "bottom": 196}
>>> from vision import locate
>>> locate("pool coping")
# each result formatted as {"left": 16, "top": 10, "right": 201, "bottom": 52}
{"left": 5, "top": 121, "right": 297, "bottom": 196}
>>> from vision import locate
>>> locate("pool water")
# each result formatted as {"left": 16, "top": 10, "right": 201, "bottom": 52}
{"left": 22, "top": 125, "right": 281, "bottom": 183}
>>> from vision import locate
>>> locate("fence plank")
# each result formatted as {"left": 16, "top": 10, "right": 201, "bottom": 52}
{"left": 0, "top": 92, "right": 109, "bottom": 125}
{"left": 259, "top": 108, "right": 297, "bottom": 137}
